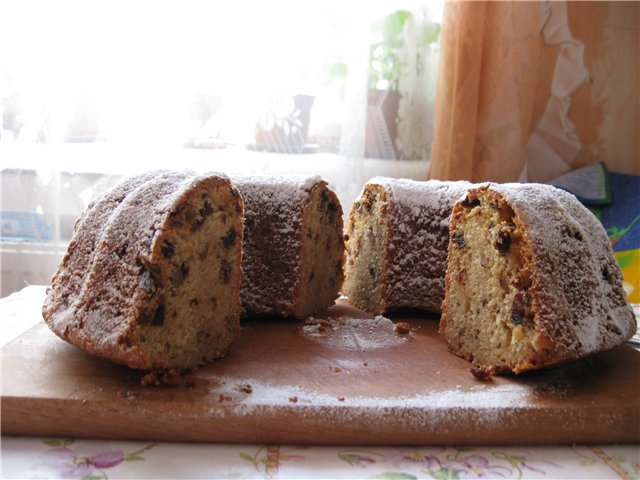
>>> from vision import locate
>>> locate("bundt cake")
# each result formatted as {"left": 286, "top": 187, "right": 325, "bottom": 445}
{"left": 342, "top": 177, "right": 472, "bottom": 314}
{"left": 440, "top": 183, "right": 636, "bottom": 374}
{"left": 233, "top": 175, "right": 344, "bottom": 319}
{"left": 42, "top": 170, "right": 244, "bottom": 380}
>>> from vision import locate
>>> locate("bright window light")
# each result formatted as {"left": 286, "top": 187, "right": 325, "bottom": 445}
{"left": 1, "top": 0, "right": 443, "bottom": 151}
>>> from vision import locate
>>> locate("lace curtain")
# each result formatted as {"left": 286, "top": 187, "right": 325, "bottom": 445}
{"left": 339, "top": 3, "right": 442, "bottom": 162}
{"left": 429, "top": 1, "right": 639, "bottom": 183}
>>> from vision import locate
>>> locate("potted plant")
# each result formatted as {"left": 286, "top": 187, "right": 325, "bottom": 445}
{"left": 365, "top": 10, "right": 410, "bottom": 160}
{"left": 365, "top": 9, "right": 441, "bottom": 160}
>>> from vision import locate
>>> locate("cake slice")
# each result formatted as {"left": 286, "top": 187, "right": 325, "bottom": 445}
{"left": 43, "top": 170, "right": 244, "bottom": 380}
{"left": 343, "top": 177, "right": 472, "bottom": 314}
{"left": 440, "top": 183, "right": 636, "bottom": 373}
{"left": 233, "top": 175, "right": 344, "bottom": 319}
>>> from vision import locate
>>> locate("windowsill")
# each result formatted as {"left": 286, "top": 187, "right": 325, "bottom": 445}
{"left": 0, "top": 142, "right": 431, "bottom": 206}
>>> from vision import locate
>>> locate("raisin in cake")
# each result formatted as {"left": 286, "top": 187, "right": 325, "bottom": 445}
{"left": 343, "top": 177, "right": 472, "bottom": 314}
{"left": 233, "top": 175, "right": 344, "bottom": 319}
{"left": 440, "top": 183, "right": 636, "bottom": 374}
{"left": 42, "top": 170, "right": 244, "bottom": 380}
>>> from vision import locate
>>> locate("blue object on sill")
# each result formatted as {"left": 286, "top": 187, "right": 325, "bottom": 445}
{"left": 549, "top": 161, "right": 612, "bottom": 205}
{"left": 547, "top": 163, "right": 639, "bottom": 251}
{"left": 0, "top": 211, "right": 53, "bottom": 242}
{"left": 590, "top": 171, "right": 640, "bottom": 253}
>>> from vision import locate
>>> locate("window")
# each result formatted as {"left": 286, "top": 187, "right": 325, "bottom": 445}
{"left": 0, "top": 0, "right": 443, "bottom": 296}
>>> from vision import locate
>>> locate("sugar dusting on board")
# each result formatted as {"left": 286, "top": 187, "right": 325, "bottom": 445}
{"left": 205, "top": 375, "right": 537, "bottom": 431}
{"left": 300, "top": 314, "right": 410, "bottom": 350}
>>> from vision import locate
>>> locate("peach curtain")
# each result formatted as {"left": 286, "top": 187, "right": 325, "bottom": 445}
{"left": 429, "top": 1, "right": 640, "bottom": 182}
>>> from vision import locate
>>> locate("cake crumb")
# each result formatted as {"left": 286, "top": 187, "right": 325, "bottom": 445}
{"left": 288, "top": 396, "right": 299, "bottom": 403}
{"left": 331, "top": 366, "right": 342, "bottom": 373}
{"left": 141, "top": 372, "right": 160, "bottom": 386}
{"left": 395, "top": 322, "right": 410, "bottom": 335}
{"left": 363, "top": 361, "right": 368, "bottom": 367}
{"left": 140, "top": 369, "right": 183, "bottom": 386}
{"left": 235, "top": 383, "right": 253, "bottom": 394}
{"left": 470, "top": 367, "right": 494, "bottom": 381}
{"left": 116, "top": 390, "right": 137, "bottom": 401}
{"left": 218, "top": 394, "right": 233, "bottom": 403}
{"left": 338, "top": 396, "right": 345, "bottom": 402}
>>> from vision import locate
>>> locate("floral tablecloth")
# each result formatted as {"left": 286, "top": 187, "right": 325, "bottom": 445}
{"left": 2, "top": 438, "right": 640, "bottom": 480}
{"left": 2, "top": 287, "right": 639, "bottom": 480}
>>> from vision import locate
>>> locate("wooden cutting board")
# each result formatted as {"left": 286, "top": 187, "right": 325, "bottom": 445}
{"left": 2, "top": 298, "right": 639, "bottom": 445}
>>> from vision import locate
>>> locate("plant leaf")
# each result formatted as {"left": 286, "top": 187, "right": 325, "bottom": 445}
{"left": 338, "top": 453, "right": 360, "bottom": 465}
{"left": 125, "top": 455, "right": 145, "bottom": 462}
{"left": 126, "top": 444, "right": 156, "bottom": 457}
{"left": 329, "top": 62, "right": 348, "bottom": 79}
{"left": 428, "top": 468, "right": 460, "bottom": 480}
{"left": 43, "top": 439, "right": 62, "bottom": 447}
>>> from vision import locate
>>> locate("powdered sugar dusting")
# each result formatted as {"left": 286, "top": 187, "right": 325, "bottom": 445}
{"left": 44, "top": 170, "right": 163, "bottom": 325}
{"left": 301, "top": 314, "right": 409, "bottom": 350}
{"left": 205, "top": 374, "right": 534, "bottom": 430}
{"left": 367, "top": 177, "right": 472, "bottom": 215}
{"left": 45, "top": 170, "right": 195, "bottom": 345}
{"left": 233, "top": 174, "right": 321, "bottom": 206}
{"left": 219, "top": 379, "right": 529, "bottom": 409}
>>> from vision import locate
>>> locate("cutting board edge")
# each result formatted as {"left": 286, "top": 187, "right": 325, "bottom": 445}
{"left": 3, "top": 394, "right": 639, "bottom": 446}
